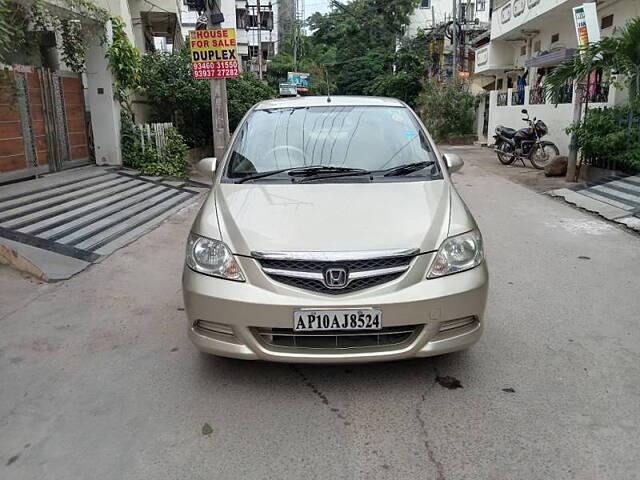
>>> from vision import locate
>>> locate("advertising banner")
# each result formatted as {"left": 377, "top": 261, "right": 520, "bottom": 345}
{"left": 189, "top": 28, "right": 240, "bottom": 79}
{"left": 287, "top": 72, "right": 310, "bottom": 92}
{"left": 279, "top": 83, "right": 298, "bottom": 96}
{"left": 573, "top": 3, "right": 601, "bottom": 52}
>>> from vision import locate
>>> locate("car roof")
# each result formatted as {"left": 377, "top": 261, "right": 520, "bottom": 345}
{"left": 254, "top": 95, "right": 406, "bottom": 110}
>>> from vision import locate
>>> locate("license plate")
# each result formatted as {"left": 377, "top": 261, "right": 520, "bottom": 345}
{"left": 293, "top": 309, "right": 382, "bottom": 332}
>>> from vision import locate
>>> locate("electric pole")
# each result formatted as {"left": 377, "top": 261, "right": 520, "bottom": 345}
{"left": 256, "top": 0, "right": 264, "bottom": 80}
{"left": 205, "top": 0, "right": 230, "bottom": 160}
{"left": 292, "top": 0, "right": 298, "bottom": 70}
{"left": 451, "top": 0, "right": 457, "bottom": 80}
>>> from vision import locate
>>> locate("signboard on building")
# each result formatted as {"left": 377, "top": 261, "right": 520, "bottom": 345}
{"left": 279, "top": 83, "right": 298, "bottom": 96}
{"left": 189, "top": 28, "right": 240, "bottom": 79}
{"left": 476, "top": 48, "right": 488, "bottom": 66}
{"left": 573, "top": 3, "right": 601, "bottom": 52}
{"left": 500, "top": 3, "right": 511, "bottom": 24}
{"left": 287, "top": 72, "right": 310, "bottom": 92}
{"left": 513, "top": 0, "right": 525, "bottom": 17}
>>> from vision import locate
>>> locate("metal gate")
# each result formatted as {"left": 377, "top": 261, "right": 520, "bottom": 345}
{"left": 0, "top": 67, "right": 91, "bottom": 183}
{"left": 482, "top": 94, "right": 490, "bottom": 139}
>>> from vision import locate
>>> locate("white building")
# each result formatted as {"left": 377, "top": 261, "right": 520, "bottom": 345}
{"left": 89, "top": 0, "right": 183, "bottom": 164}
{"left": 475, "top": 0, "right": 639, "bottom": 150}
{"left": 407, "top": 0, "right": 492, "bottom": 37}
{"left": 406, "top": 0, "right": 493, "bottom": 88}
{"left": 0, "top": 0, "right": 183, "bottom": 183}
{"left": 180, "top": 0, "right": 279, "bottom": 76}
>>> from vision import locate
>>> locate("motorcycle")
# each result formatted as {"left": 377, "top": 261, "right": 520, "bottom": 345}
{"left": 493, "top": 109, "right": 559, "bottom": 170}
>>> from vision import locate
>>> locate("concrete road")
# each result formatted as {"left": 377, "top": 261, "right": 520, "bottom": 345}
{"left": 1, "top": 154, "right": 639, "bottom": 480}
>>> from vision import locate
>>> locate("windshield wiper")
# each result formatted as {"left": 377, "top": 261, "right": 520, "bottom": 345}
{"left": 236, "top": 165, "right": 367, "bottom": 183}
{"left": 289, "top": 166, "right": 368, "bottom": 177}
{"left": 298, "top": 161, "right": 435, "bottom": 183}
{"left": 381, "top": 161, "right": 434, "bottom": 177}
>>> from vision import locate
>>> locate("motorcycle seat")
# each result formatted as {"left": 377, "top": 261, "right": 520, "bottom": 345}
{"left": 497, "top": 126, "right": 516, "bottom": 137}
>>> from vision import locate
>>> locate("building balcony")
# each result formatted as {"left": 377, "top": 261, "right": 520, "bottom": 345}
{"left": 130, "top": 0, "right": 183, "bottom": 52}
{"left": 236, "top": 28, "right": 275, "bottom": 45}
{"left": 491, "top": 0, "right": 581, "bottom": 41}
{"left": 475, "top": 40, "right": 518, "bottom": 75}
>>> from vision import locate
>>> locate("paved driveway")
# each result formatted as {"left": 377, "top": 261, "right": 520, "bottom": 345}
{"left": 1, "top": 155, "right": 639, "bottom": 479}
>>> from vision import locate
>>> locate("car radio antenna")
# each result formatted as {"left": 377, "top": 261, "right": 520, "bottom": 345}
{"left": 325, "top": 67, "right": 331, "bottom": 103}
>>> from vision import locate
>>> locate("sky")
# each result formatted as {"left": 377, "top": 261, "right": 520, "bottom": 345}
{"left": 304, "top": 0, "right": 332, "bottom": 17}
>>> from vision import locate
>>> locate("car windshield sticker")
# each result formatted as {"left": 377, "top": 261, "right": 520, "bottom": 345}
{"left": 403, "top": 129, "right": 418, "bottom": 138}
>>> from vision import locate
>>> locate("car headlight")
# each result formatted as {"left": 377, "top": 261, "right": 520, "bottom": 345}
{"left": 427, "top": 229, "right": 484, "bottom": 278}
{"left": 186, "top": 233, "right": 245, "bottom": 281}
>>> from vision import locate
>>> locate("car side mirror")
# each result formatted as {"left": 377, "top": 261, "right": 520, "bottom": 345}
{"left": 197, "top": 157, "right": 217, "bottom": 178}
{"left": 443, "top": 153, "right": 464, "bottom": 173}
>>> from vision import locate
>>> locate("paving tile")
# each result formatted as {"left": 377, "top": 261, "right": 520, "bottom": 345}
{"left": 0, "top": 167, "right": 199, "bottom": 273}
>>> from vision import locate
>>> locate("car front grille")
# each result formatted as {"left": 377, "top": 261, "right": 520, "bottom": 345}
{"left": 253, "top": 325, "right": 422, "bottom": 350}
{"left": 255, "top": 252, "right": 417, "bottom": 295}
{"left": 258, "top": 256, "right": 414, "bottom": 272}
{"left": 266, "top": 272, "right": 405, "bottom": 295}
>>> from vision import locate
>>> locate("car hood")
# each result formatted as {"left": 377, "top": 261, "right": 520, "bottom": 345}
{"left": 199, "top": 180, "right": 451, "bottom": 255}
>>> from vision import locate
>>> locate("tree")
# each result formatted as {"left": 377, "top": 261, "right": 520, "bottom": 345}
{"left": 365, "top": 71, "right": 422, "bottom": 106}
{"left": 140, "top": 45, "right": 275, "bottom": 147}
{"left": 305, "top": 0, "right": 419, "bottom": 96}
{"left": 227, "top": 71, "right": 278, "bottom": 128}
{"left": 266, "top": 24, "right": 337, "bottom": 95}
{"left": 365, "top": 29, "right": 431, "bottom": 106}
{"left": 266, "top": 2, "right": 427, "bottom": 99}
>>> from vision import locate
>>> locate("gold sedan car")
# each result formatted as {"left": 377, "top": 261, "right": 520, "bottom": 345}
{"left": 182, "top": 96, "right": 488, "bottom": 363}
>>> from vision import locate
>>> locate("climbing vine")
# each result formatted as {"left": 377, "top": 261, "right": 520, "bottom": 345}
{"left": 105, "top": 16, "right": 142, "bottom": 108}
{"left": 65, "top": 0, "right": 109, "bottom": 22}
{"left": 0, "top": 1, "right": 36, "bottom": 65}
{"left": 60, "top": 19, "right": 87, "bottom": 72}
{"left": 0, "top": 0, "right": 108, "bottom": 72}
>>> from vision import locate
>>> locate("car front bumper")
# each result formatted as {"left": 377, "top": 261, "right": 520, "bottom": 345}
{"left": 182, "top": 261, "right": 488, "bottom": 364}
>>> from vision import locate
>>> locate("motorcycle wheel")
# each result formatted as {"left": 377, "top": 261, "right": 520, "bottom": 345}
{"left": 530, "top": 143, "right": 559, "bottom": 169}
{"left": 496, "top": 142, "right": 516, "bottom": 165}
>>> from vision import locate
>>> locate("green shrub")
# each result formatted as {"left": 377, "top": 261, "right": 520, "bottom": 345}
{"left": 137, "top": 127, "right": 189, "bottom": 178}
{"left": 416, "top": 79, "right": 476, "bottom": 142}
{"left": 567, "top": 105, "right": 640, "bottom": 173}
{"left": 120, "top": 111, "right": 188, "bottom": 178}
{"left": 620, "top": 147, "right": 640, "bottom": 172}
{"left": 120, "top": 110, "right": 143, "bottom": 168}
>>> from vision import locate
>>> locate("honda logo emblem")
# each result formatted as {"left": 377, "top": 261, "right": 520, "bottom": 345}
{"left": 323, "top": 267, "right": 349, "bottom": 289}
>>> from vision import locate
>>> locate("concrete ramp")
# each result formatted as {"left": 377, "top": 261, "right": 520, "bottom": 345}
{"left": 0, "top": 166, "right": 202, "bottom": 280}
{"left": 548, "top": 173, "right": 640, "bottom": 232}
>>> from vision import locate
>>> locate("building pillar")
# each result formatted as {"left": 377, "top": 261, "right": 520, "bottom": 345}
{"left": 84, "top": 28, "right": 122, "bottom": 166}
{"left": 608, "top": 74, "right": 628, "bottom": 107}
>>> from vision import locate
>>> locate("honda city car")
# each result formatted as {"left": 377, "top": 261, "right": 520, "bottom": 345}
{"left": 182, "top": 96, "right": 488, "bottom": 363}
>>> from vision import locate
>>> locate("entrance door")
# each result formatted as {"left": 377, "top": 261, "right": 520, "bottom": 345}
{"left": 0, "top": 67, "right": 91, "bottom": 184}
{"left": 39, "top": 69, "right": 91, "bottom": 172}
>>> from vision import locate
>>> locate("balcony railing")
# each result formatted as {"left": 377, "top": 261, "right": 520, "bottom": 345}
{"left": 494, "top": 82, "right": 610, "bottom": 110}
{"left": 584, "top": 82, "right": 610, "bottom": 104}
{"left": 511, "top": 89, "right": 525, "bottom": 106}
{"left": 529, "top": 86, "right": 545, "bottom": 105}
{"left": 557, "top": 85, "right": 573, "bottom": 104}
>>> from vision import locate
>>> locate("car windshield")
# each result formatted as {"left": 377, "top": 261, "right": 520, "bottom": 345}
{"left": 225, "top": 105, "right": 438, "bottom": 182}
